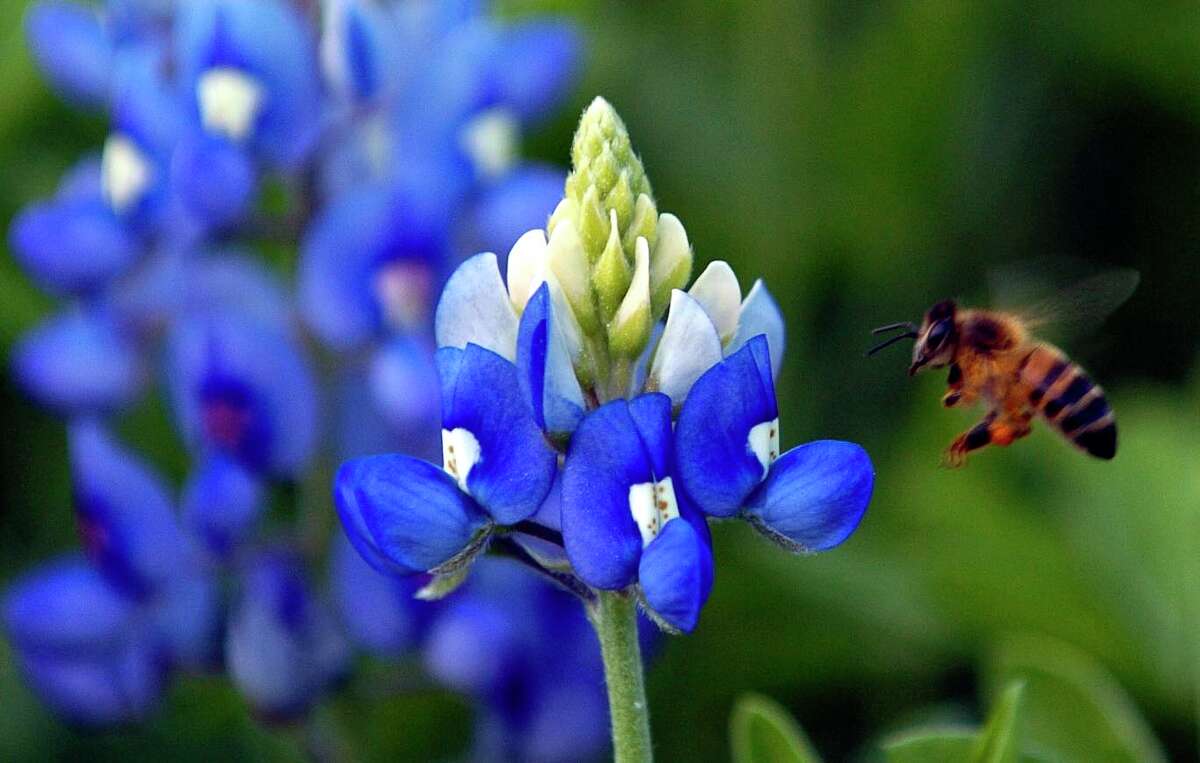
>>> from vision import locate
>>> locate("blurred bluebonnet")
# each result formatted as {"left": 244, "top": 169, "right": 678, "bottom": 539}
{"left": 7, "top": 0, "right": 586, "bottom": 747}
{"left": 3, "top": 422, "right": 221, "bottom": 724}
{"left": 336, "top": 97, "right": 875, "bottom": 639}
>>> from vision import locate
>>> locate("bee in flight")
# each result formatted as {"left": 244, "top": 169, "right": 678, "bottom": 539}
{"left": 867, "top": 270, "right": 1139, "bottom": 467}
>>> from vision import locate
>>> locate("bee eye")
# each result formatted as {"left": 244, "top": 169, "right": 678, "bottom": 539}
{"left": 926, "top": 321, "right": 949, "bottom": 351}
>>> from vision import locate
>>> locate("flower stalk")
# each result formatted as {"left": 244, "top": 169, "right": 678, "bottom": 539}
{"left": 590, "top": 590, "right": 654, "bottom": 763}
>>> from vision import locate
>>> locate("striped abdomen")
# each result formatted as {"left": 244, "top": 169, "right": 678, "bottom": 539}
{"left": 1019, "top": 345, "right": 1117, "bottom": 459}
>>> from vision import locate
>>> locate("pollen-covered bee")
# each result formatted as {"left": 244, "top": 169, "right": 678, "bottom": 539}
{"left": 868, "top": 270, "right": 1139, "bottom": 467}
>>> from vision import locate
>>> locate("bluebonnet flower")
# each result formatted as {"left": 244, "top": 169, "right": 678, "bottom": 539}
{"left": 335, "top": 96, "right": 875, "bottom": 643}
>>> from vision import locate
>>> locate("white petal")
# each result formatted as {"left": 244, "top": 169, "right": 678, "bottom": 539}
{"left": 547, "top": 219, "right": 599, "bottom": 333}
{"left": 506, "top": 229, "right": 549, "bottom": 314}
{"left": 729, "top": 279, "right": 786, "bottom": 379}
{"left": 434, "top": 252, "right": 519, "bottom": 360}
{"left": 648, "top": 290, "right": 722, "bottom": 406}
{"left": 688, "top": 260, "right": 741, "bottom": 344}
{"left": 650, "top": 213, "right": 691, "bottom": 286}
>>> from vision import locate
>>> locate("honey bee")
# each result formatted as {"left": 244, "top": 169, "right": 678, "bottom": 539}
{"left": 868, "top": 270, "right": 1139, "bottom": 467}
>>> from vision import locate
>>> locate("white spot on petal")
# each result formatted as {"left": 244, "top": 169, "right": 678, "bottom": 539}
{"left": 442, "top": 428, "right": 481, "bottom": 492}
{"left": 748, "top": 418, "right": 780, "bottom": 476}
{"left": 198, "top": 67, "right": 266, "bottom": 142}
{"left": 628, "top": 476, "right": 681, "bottom": 547}
{"left": 460, "top": 107, "right": 518, "bottom": 180}
{"left": 101, "top": 133, "right": 154, "bottom": 214}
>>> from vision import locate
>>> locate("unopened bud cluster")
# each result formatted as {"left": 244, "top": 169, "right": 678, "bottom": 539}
{"left": 540, "top": 97, "right": 693, "bottom": 395}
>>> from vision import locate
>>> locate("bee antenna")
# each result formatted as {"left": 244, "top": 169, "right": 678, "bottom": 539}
{"left": 871, "top": 321, "right": 917, "bottom": 335}
{"left": 865, "top": 331, "right": 918, "bottom": 357}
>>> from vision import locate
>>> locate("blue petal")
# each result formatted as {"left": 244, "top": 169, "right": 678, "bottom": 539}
{"left": 675, "top": 335, "right": 778, "bottom": 517}
{"left": 182, "top": 454, "right": 264, "bottom": 558}
{"left": 15, "top": 633, "right": 164, "bottom": 725}
{"left": 438, "top": 343, "right": 557, "bottom": 524}
{"left": 638, "top": 518, "right": 713, "bottom": 634}
{"left": 368, "top": 336, "right": 442, "bottom": 442}
{"left": 518, "top": 680, "right": 610, "bottom": 763}
{"left": 423, "top": 596, "right": 519, "bottom": 696}
{"left": 561, "top": 400, "right": 654, "bottom": 589}
{"left": 3, "top": 556, "right": 136, "bottom": 655}
{"left": 10, "top": 197, "right": 139, "bottom": 294}
{"left": 11, "top": 309, "right": 145, "bottom": 414}
{"left": 151, "top": 571, "right": 222, "bottom": 671}
{"left": 25, "top": 1, "right": 112, "bottom": 107}
{"left": 299, "top": 186, "right": 394, "bottom": 349}
{"left": 517, "top": 283, "right": 584, "bottom": 436}
{"left": 56, "top": 155, "right": 103, "bottom": 201}
{"left": 171, "top": 131, "right": 257, "bottom": 229}
{"left": 69, "top": 420, "right": 196, "bottom": 597}
{"left": 435, "top": 252, "right": 519, "bottom": 360}
{"left": 491, "top": 21, "right": 581, "bottom": 123}
{"left": 166, "top": 314, "right": 318, "bottom": 477}
{"left": 180, "top": 250, "right": 293, "bottom": 332}
{"left": 330, "top": 533, "right": 431, "bottom": 656}
{"left": 335, "top": 454, "right": 490, "bottom": 574}
{"left": 469, "top": 164, "right": 566, "bottom": 260}
{"left": 323, "top": 0, "right": 401, "bottom": 103}
{"left": 110, "top": 45, "right": 182, "bottom": 159}
{"left": 729, "top": 279, "right": 786, "bottom": 379}
{"left": 627, "top": 393, "right": 674, "bottom": 479}
{"left": 226, "top": 552, "right": 349, "bottom": 720}
{"left": 743, "top": 440, "right": 874, "bottom": 552}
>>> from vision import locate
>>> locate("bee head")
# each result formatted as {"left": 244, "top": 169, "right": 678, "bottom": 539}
{"left": 908, "top": 299, "right": 958, "bottom": 375}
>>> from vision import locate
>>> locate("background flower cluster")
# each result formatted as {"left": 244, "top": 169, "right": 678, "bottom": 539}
{"left": 1, "top": 0, "right": 626, "bottom": 759}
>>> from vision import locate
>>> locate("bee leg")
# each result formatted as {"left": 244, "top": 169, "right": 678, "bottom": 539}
{"left": 942, "top": 363, "right": 968, "bottom": 408}
{"left": 945, "top": 412, "right": 997, "bottom": 468}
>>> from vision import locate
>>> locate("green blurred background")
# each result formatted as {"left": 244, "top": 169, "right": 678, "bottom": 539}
{"left": 2, "top": 0, "right": 1198, "bottom": 760}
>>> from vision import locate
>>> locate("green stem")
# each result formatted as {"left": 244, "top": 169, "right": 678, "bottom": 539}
{"left": 590, "top": 590, "right": 653, "bottom": 763}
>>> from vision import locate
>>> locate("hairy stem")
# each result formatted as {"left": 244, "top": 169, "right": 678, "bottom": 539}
{"left": 589, "top": 590, "right": 653, "bottom": 763}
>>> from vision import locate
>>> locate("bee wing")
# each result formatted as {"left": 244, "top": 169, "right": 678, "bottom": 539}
{"left": 988, "top": 262, "right": 1140, "bottom": 345}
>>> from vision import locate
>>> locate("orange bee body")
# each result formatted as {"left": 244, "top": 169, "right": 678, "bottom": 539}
{"left": 872, "top": 299, "right": 1117, "bottom": 466}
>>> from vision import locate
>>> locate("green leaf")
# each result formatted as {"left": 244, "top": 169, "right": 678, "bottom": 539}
{"left": 729, "top": 693, "right": 821, "bottom": 763}
{"left": 882, "top": 728, "right": 977, "bottom": 763}
{"left": 970, "top": 681, "right": 1024, "bottom": 763}
{"left": 984, "top": 635, "right": 1168, "bottom": 763}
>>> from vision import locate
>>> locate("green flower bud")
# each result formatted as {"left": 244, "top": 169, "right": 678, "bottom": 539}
{"left": 623, "top": 193, "right": 658, "bottom": 257}
{"left": 566, "top": 97, "right": 653, "bottom": 263}
{"left": 608, "top": 236, "right": 652, "bottom": 358}
{"left": 578, "top": 185, "right": 609, "bottom": 264}
{"left": 593, "top": 210, "right": 632, "bottom": 321}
